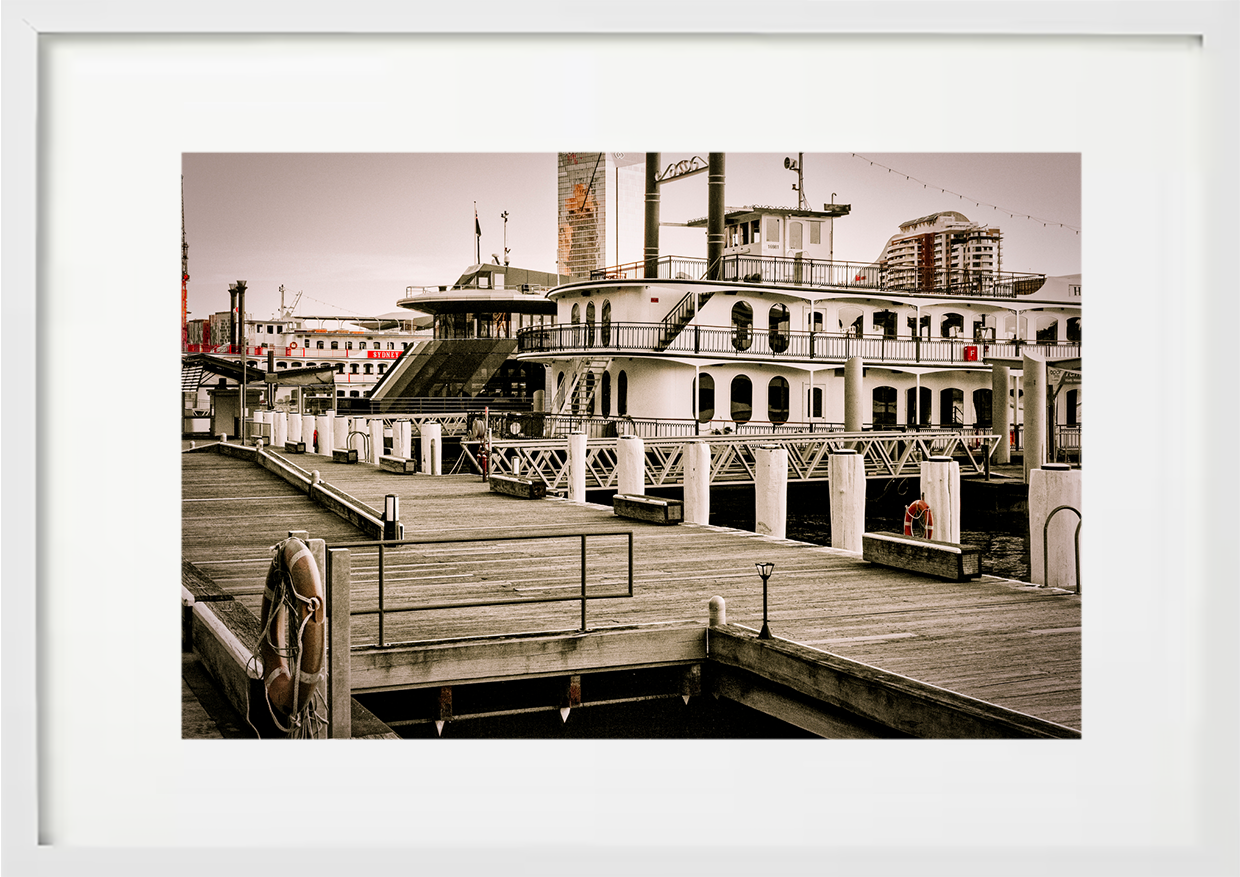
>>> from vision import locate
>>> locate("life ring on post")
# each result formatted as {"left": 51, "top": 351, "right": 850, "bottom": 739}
{"left": 904, "top": 498, "right": 934, "bottom": 539}
{"left": 258, "top": 538, "right": 326, "bottom": 729}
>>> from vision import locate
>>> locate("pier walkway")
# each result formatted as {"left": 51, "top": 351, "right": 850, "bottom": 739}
{"left": 182, "top": 445, "right": 1081, "bottom": 732}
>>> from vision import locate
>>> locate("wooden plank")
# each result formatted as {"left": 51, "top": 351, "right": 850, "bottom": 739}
{"left": 613, "top": 494, "right": 683, "bottom": 525}
{"left": 489, "top": 474, "right": 547, "bottom": 499}
{"left": 350, "top": 624, "right": 707, "bottom": 691}
{"left": 862, "top": 531, "right": 980, "bottom": 581}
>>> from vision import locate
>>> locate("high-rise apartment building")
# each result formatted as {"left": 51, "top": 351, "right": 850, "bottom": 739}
{"left": 875, "top": 210, "right": 1002, "bottom": 293}
{"left": 557, "top": 153, "right": 646, "bottom": 278}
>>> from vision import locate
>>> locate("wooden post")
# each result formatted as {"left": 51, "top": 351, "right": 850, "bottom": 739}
{"left": 617, "top": 435, "right": 645, "bottom": 496}
{"left": 326, "top": 547, "right": 351, "bottom": 739}
{"left": 992, "top": 364, "right": 1011, "bottom": 465}
{"left": 754, "top": 445, "right": 788, "bottom": 540}
{"left": 828, "top": 449, "right": 865, "bottom": 552}
{"left": 920, "top": 455, "right": 961, "bottom": 544}
{"left": 287, "top": 409, "right": 302, "bottom": 444}
{"left": 844, "top": 356, "right": 864, "bottom": 432}
{"left": 369, "top": 418, "right": 383, "bottom": 465}
{"left": 683, "top": 441, "right": 711, "bottom": 525}
{"left": 568, "top": 432, "right": 587, "bottom": 502}
{"left": 421, "top": 421, "right": 443, "bottom": 475}
{"left": 1029, "top": 463, "right": 1081, "bottom": 589}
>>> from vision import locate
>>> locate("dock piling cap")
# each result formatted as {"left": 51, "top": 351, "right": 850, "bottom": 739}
{"left": 928, "top": 455, "right": 953, "bottom": 462}
{"left": 1041, "top": 463, "right": 1072, "bottom": 471}
{"left": 831, "top": 448, "right": 858, "bottom": 454}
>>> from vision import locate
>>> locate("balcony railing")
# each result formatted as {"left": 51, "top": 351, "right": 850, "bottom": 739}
{"left": 589, "top": 254, "right": 1045, "bottom": 299}
{"left": 518, "top": 322, "right": 1081, "bottom": 366}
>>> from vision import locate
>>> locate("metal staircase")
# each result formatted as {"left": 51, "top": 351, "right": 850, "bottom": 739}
{"left": 655, "top": 289, "right": 715, "bottom": 352}
{"left": 552, "top": 357, "right": 612, "bottom": 416}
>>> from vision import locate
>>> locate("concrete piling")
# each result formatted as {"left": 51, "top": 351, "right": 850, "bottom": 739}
{"left": 992, "top": 364, "right": 1011, "bottom": 465}
{"left": 420, "top": 422, "right": 443, "bottom": 475}
{"left": 844, "top": 356, "right": 864, "bottom": 432}
{"left": 1022, "top": 353, "right": 1048, "bottom": 481}
{"left": 568, "top": 432, "right": 587, "bottom": 502}
{"left": 369, "top": 418, "right": 384, "bottom": 464}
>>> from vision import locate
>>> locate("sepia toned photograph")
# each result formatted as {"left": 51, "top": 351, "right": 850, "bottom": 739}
{"left": 180, "top": 151, "right": 1082, "bottom": 740}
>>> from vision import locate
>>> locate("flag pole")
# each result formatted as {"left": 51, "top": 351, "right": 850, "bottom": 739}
{"left": 474, "top": 200, "right": 481, "bottom": 266}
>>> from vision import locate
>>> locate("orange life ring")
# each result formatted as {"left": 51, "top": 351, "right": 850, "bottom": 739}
{"left": 904, "top": 499, "right": 934, "bottom": 539}
{"left": 258, "top": 538, "right": 325, "bottom": 723}
{"left": 290, "top": 341, "right": 298, "bottom": 348}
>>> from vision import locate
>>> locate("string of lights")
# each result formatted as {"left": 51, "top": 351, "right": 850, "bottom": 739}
{"left": 850, "top": 153, "right": 1080, "bottom": 234}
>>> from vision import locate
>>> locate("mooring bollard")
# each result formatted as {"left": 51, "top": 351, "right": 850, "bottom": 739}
{"left": 421, "top": 421, "right": 443, "bottom": 475}
{"left": 1029, "top": 463, "right": 1081, "bottom": 590}
{"left": 708, "top": 596, "right": 727, "bottom": 627}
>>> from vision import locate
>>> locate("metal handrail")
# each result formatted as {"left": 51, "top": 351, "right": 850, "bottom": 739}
{"left": 328, "top": 531, "right": 635, "bottom": 646}
{"left": 1042, "top": 505, "right": 1082, "bottom": 594}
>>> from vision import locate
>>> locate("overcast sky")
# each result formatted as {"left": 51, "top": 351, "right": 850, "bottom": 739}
{"left": 182, "top": 151, "right": 1080, "bottom": 322}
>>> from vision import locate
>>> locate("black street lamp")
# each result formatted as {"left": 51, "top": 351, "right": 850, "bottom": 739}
{"left": 756, "top": 561, "right": 775, "bottom": 639}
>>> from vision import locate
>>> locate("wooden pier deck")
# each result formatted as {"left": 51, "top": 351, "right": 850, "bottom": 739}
{"left": 181, "top": 447, "right": 1081, "bottom": 731}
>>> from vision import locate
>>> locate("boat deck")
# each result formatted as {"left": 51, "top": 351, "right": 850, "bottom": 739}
{"left": 181, "top": 448, "right": 1081, "bottom": 731}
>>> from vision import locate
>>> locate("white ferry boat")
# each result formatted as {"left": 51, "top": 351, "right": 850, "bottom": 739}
{"left": 514, "top": 201, "right": 1081, "bottom": 447}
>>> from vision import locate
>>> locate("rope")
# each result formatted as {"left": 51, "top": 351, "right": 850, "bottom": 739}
{"left": 244, "top": 538, "right": 328, "bottom": 739}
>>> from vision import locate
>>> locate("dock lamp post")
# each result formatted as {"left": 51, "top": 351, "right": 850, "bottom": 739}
{"left": 756, "top": 561, "right": 775, "bottom": 639}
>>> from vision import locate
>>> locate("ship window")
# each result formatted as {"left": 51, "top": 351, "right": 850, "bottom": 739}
{"left": 378, "top": 364, "right": 388, "bottom": 374}
{"left": 768, "top": 376, "right": 790, "bottom": 424}
{"left": 751, "top": 220, "right": 761, "bottom": 243}
{"left": 585, "top": 301, "right": 596, "bottom": 346}
{"left": 907, "top": 387, "right": 932, "bottom": 426}
{"left": 350, "top": 365, "right": 359, "bottom": 374}
{"left": 571, "top": 302, "right": 580, "bottom": 324}
{"left": 940, "top": 388, "right": 963, "bottom": 426}
{"left": 764, "top": 217, "right": 780, "bottom": 243}
{"left": 389, "top": 342, "right": 396, "bottom": 350}
{"left": 809, "top": 386, "right": 823, "bottom": 419}
{"left": 276, "top": 361, "right": 287, "bottom": 369}
{"left": 601, "top": 300, "right": 612, "bottom": 346}
{"left": 1066, "top": 317, "right": 1081, "bottom": 343}
{"left": 730, "top": 375, "right": 752, "bottom": 423}
{"left": 617, "top": 370, "right": 628, "bottom": 416}
{"left": 973, "top": 388, "right": 992, "bottom": 428}
{"left": 1034, "top": 314, "right": 1059, "bottom": 342}
{"left": 331, "top": 341, "right": 339, "bottom": 350}
{"left": 359, "top": 342, "right": 367, "bottom": 350}
{"left": 873, "top": 386, "right": 897, "bottom": 427}
{"left": 809, "top": 221, "right": 821, "bottom": 245}
{"left": 267, "top": 325, "right": 274, "bottom": 334}
{"left": 768, "top": 304, "right": 790, "bottom": 353}
{"left": 1066, "top": 389, "right": 1079, "bottom": 425}
{"left": 809, "top": 311, "right": 824, "bottom": 332}
{"left": 789, "top": 222, "right": 802, "bottom": 250}
{"left": 839, "top": 306, "right": 864, "bottom": 337}
{"left": 873, "top": 309, "right": 897, "bottom": 338}
{"left": 731, "top": 302, "right": 753, "bottom": 351}
{"left": 696, "top": 374, "right": 715, "bottom": 422}
{"left": 364, "top": 364, "right": 373, "bottom": 375}
{"left": 336, "top": 364, "right": 345, "bottom": 374}
{"left": 941, "top": 312, "right": 964, "bottom": 338}
{"left": 907, "top": 313, "right": 930, "bottom": 338}
{"left": 346, "top": 341, "right": 353, "bottom": 350}
{"left": 317, "top": 341, "right": 324, "bottom": 349}
{"left": 601, "top": 371, "right": 612, "bottom": 417}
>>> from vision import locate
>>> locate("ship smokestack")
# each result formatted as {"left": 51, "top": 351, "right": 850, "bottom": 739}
{"left": 644, "top": 152, "right": 660, "bottom": 278}
{"left": 707, "top": 153, "right": 725, "bottom": 281}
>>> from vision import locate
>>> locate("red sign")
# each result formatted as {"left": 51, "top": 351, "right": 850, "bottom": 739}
{"left": 964, "top": 345, "right": 978, "bottom": 362}
{"left": 368, "top": 350, "right": 400, "bottom": 359}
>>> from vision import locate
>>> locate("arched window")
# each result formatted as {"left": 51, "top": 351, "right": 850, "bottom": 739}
{"left": 873, "top": 309, "right": 897, "bottom": 338}
{"left": 973, "top": 388, "right": 993, "bottom": 428}
{"left": 873, "top": 386, "right": 897, "bottom": 427}
{"left": 730, "top": 375, "right": 753, "bottom": 423}
{"left": 907, "top": 386, "right": 932, "bottom": 426}
{"left": 585, "top": 301, "right": 596, "bottom": 347}
{"left": 1066, "top": 317, "right": 1081, "bottom": 343}
{"left": 940, "top": 312, "right": 964, "bottom": 338}
{"left": 359, "top": 342, "right": 367, "bottom": 350}
{"left": 346, "top": 341, "right": 353, "bottom": 350}
{"left": 768, "top": 304, "right": 790, "bottom": 353}
{"left": 939, "top": 387, "right": 963, "bottom": 426}
{"left": 600, "top": 300, "right": 612, "bottom": 346}
{"left": 731, "top": 302, "right": 753, "bottom": 351}
{"left": 330, "top": 341, "right": 339, "bottom": 350}
{"left": 316, "top": 340, "right": 325, "bottom": 350}
{"left": 768, "top": 376, "right": 790, "bottom": 424}
{"left": 617, "top": 370, "right": 628, "bottom": 416}
{"left": 809, "top": 387, "right": 823, "bottom": 419}
{"left": 601, "top": 371, "right": 612, "bottom": 417}
{"left": 276, "top": 361, "right": 287, "bottom": 369}
{"left": 839, "top": 306, "right": 864, "bottom": 337}
{"left": 1034, "top": 314, "right": 1059, "bottom": 342}
{"left": 695, "top": 374, "right": 715, "bottom": 422}
{"left": 350, "top": 364, "right": 359, "bottom": 374}
{"left": 364, "top": 364, "right": 373, "bottom": 375}
{"left": 571, "top": 302, "right": 581, "bottom": 347}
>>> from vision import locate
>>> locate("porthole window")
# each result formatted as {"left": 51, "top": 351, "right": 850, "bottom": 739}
{"left": 731, "top": 302, "right": 753, "bottom": 351}
{"left": 768, "top": 376, "right": 790, "bottom": 424}
{"left": 730, "top": 375, "right": 753, "bottom": 423}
